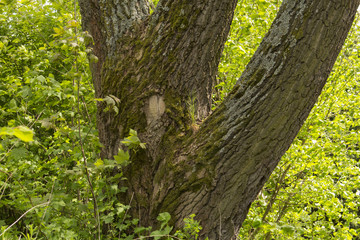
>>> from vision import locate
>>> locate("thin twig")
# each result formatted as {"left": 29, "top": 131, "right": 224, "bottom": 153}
{"left": 0, "top": 169, "right": 34, "bottom": 206}
{"left": 119, "top": 192, "right": 135, "bottom": 238}
{"left": 0, "top": 172, "right": 13, "bottom": 201}
{"left": 249, "top": 163, "right": 292, "bottom": 240}
{"left": 72, "top": 1, "right": 101, "bottom": 237}
{"left": 35, "top": 179, "right": 56, "bottom": 239}
{"left": 0, "top": 202, "right": 50, "bottom": 237}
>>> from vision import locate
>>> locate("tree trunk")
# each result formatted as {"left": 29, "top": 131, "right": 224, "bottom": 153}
{"left": 79, "top": 0, "right": 359, "bottom": 239}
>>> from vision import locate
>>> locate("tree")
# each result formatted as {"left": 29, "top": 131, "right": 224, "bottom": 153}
{"left": 78, "top": 0, "right": 359, "bottom": 239}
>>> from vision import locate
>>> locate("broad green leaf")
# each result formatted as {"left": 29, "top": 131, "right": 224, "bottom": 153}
{"left": 157, "top": 212, "right": 171, "bottom": 229}
{"left": 94, "top": 159, "right": 104, "bottom": 167}
{"left": 0, "top": 126, "right": 34, "bottom": 142}
{"left": 0, "top": 127, "right": 14, "bottom": 136}
{"left": 9, "top": 99, "right": 17, "bottom": 109}
{"left": 150, "top": 230, "right": 164, "bottom": 240}
{"left": 36, "top": 75, "right": 46, "bottom": 83}
{"left": 281, "top": 225, "right": 295, "bottom": 235}
{"left": 53, "top": 27, "right": 64, "bottom": 37}
{"left": 114, "top": 149, "right": 130, "bottom": 165}
{"left": 13, "top": 126, "right": 34, "bottom": 142}
{"left": 252, "top": 217, "right": 262, "bottom": 228}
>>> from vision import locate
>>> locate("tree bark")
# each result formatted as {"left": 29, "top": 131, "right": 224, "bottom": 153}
{"left": 79, "top": 0, "right": 360, "bottom": 239}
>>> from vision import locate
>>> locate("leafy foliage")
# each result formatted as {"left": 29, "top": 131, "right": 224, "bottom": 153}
{"left": 0, "top": 0, "right": 100, "bottom": 238}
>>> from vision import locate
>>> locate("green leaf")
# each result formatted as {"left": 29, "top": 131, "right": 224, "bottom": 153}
{"left": 0, "top": 126, "right": 34, "bottom": 142}
{"left": 0, "top": 127, "right": 14, "bottom": 136}
{"left": 36, "top": 75, "right": 46, "bottom": 83}
{"left": 13, "top": 126, "right": 34, "bottom": 142}
{"left": 124, "top": 235, "right": 134, "bottom": 240}
{"left": 157, "top": 212, "right": 171, "bottom": 229}
{"left": 94, "top": 159, "right": 104, "bottom": 167}
{"left": 252, "top": 217, "right": 262, "bottom": 228}
{"left": 53, "top": 27, "right": 64, "bottom": 37}
{"left": 157, "top": 212, "right": 171, "bottom": 223}
{"left": 103, "top": 212, "right": 114, "bottom": 224}
{"left": 150, "top": 230, "right": 164, "bottom": 240}
{"left": 89, "top": 54, "right": 98, "bottom": 63}
{"left": 116, "top": 205, "right": 125, "bottom": 215}
{"left": 134, "top": 226, "right": 148, "bottom": 234}
{"left": 281, "top": 225, "right": 295, "bottom": 235}
{"left": 113, "top": 149, "right": 130, "bottom": 165}
{"left": 9, "top": 99, "right": 17, "bottom": 109}
{"left": 121, "top": 129, "right": 145, "bottom": 149}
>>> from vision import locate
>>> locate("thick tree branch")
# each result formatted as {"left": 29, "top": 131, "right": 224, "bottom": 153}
{"left": 79, "top": 0, "right": 150, "bottom": 54}
{"left": 78, "top": 0, "right": 105, "bottom": 96}
{"left": 147, "top": 0, "right": 238, "bottom": 119}
{"left": 79, "top": 0, "right": 151, "bottom": 95}
{"left": 152, "top": 0, "right": 360, "bottom": 238}
{"left": 98, "top": 0, "right": 150, "bottom": 55}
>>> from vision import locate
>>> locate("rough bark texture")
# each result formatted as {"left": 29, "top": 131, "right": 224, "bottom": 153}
{"left": 79, "top": 0, "right": 360, "bottom": 239}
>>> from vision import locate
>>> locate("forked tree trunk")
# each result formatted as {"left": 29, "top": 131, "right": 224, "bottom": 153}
{"left": 79, "top": 0, "right": 359, "bottom": 239}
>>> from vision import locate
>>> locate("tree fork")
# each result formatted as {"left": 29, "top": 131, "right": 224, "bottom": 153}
{"left": 79, "top": 0, "right": 360, "bottom": 239}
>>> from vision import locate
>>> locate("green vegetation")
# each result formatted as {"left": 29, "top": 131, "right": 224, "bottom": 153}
{"left": 0, "top": 0, "right": 359, "bottom": 239}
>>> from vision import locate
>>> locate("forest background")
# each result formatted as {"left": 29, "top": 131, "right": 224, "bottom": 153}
{"left": 0, "top": 0, "right": 359, "bottom": 239}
